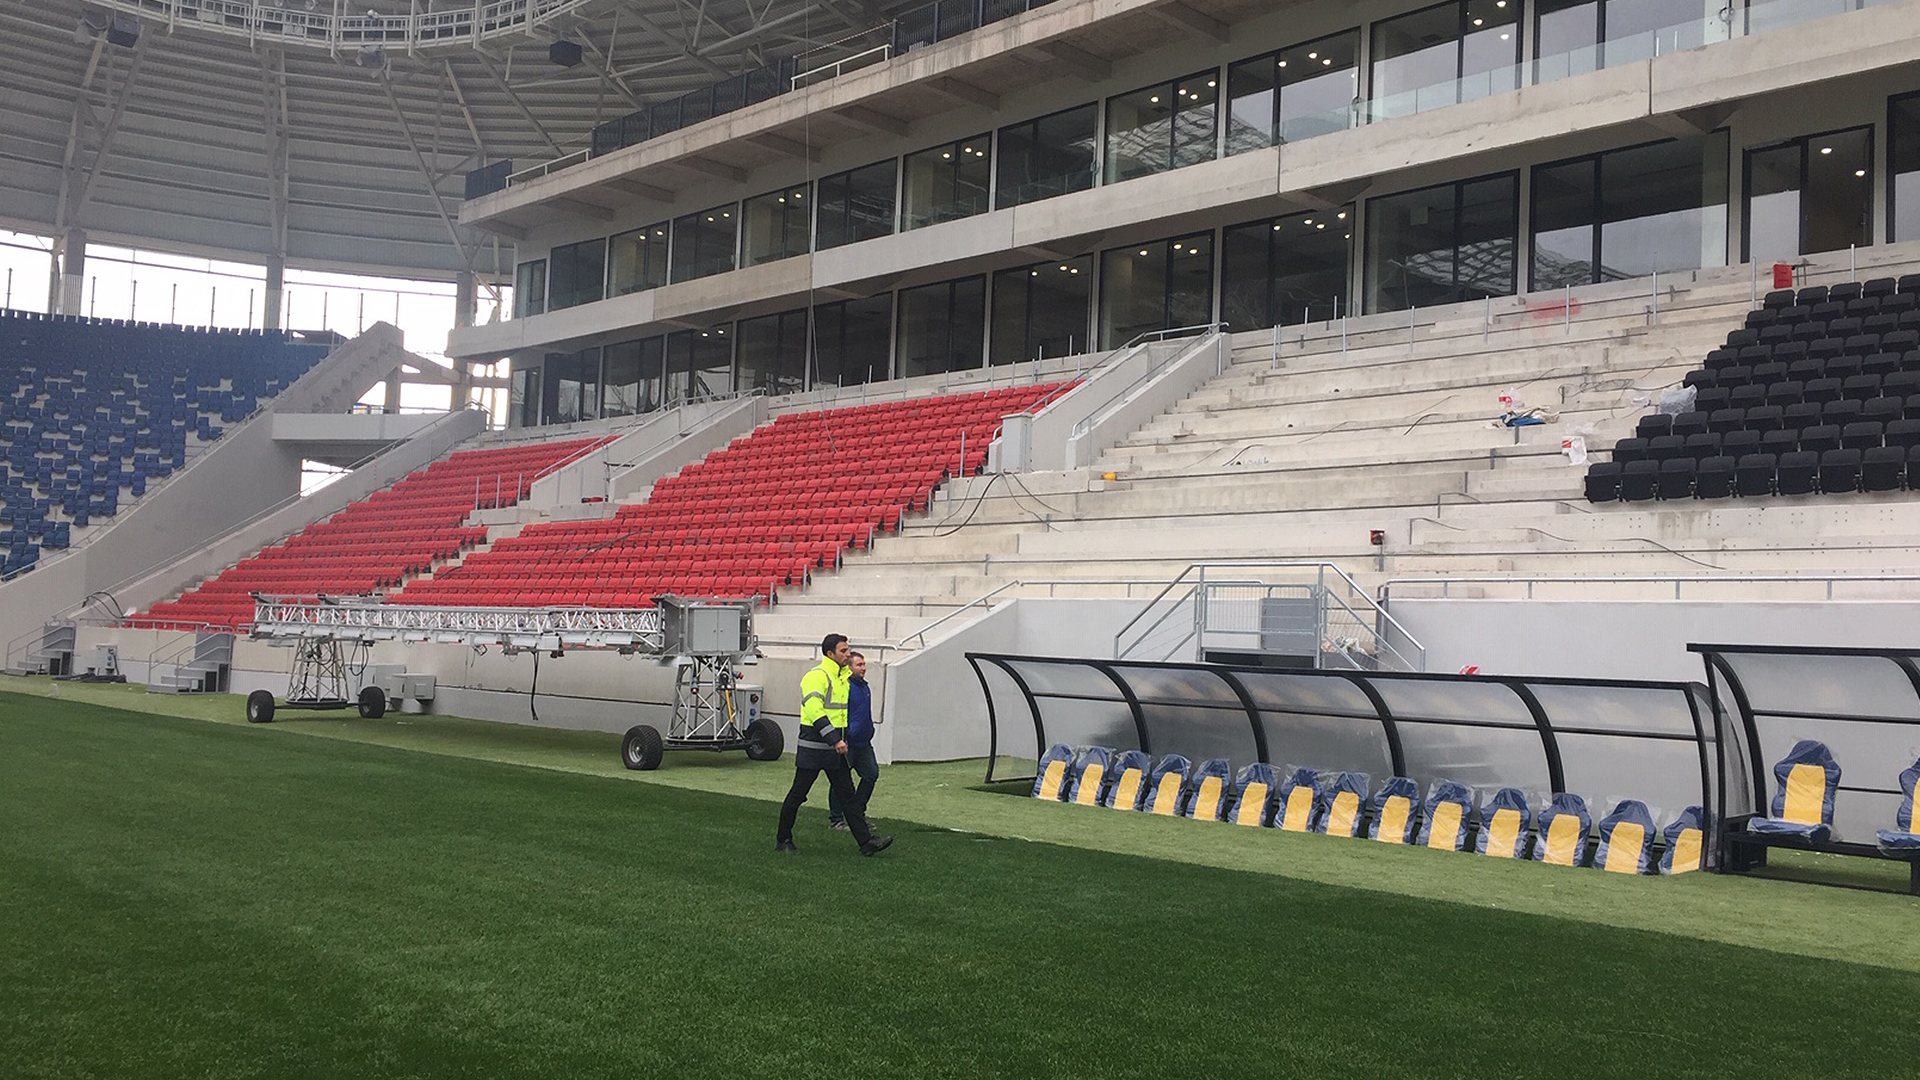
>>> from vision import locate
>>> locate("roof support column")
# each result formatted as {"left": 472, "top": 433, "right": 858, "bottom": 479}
{"left": 263, "top": 257, "right": 286, "bottom": 332}
{"left": 58, "top": 229, "right": 87, "bottom": 317}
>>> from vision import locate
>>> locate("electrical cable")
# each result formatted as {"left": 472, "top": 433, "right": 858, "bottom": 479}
{"left": 528, "top": 648, "right": 541, "bottom": 724}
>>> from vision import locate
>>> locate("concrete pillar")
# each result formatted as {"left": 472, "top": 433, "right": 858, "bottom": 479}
{"left": 455, "top": 270, "right": 477, "bottom": 329}
{"left": 384, "top": 367, "right": 404, "bottom": 414}
{"left": 58, "top": 228, "right": 86, "bottom": 316}
{"left": 263, "top": 257, "right": 286, "bottom": 331}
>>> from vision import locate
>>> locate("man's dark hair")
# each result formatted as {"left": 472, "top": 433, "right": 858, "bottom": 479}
{"left": 820, "top": 633, "right": 849, "bottom": 656}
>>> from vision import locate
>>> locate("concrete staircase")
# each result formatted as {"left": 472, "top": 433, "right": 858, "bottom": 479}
{"left": 145, "top": 630, "right": 235, "bottom": 693}
{"left": 2, "top": 621, "right": 76, "bottom": 677}
{"left": 755, "top": 253, "right": 1920, "bottom": 649}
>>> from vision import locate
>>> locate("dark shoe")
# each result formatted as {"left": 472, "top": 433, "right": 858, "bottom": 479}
{"left": 775, "top": 840, "right": 798, "bottom": 854}
{"left": 859, "top": 835, "right": 894, "bottom": 857}
{"left": 828, "top": 820, "right": 851, "bottom": 832}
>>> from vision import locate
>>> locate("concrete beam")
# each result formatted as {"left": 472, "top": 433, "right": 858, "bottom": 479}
{"left": 1294, "top": 179, "right": 1369, "bottom": 211}
{"left": 927, "top": 77, "right": 999, "bottom": 110}
{"left": 552, "top": 196, "right": 616, "bottom": 221}
{"left": 604, "top": 177, "right": 676, "bottom": 203}
{"left": 1147, "top": 2, "right": 1227, "bottom": 42}
{"left": 1645, "top": 102, "right": 1741, "bottom": 139}
{"left": 748, "top": 131, "right": 821, "bottom": 162}
{"left": 677, "top": 156, "right": 749, "bottom": 183}
{"left": 1036, "top": 41, "right": 1111, "bottom": 81}
{"left": 835, "top": 105, "right": 911, "bottom": 137}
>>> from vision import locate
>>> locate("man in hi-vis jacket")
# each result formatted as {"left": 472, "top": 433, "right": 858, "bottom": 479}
{"left": 775, "top": 634, "right": 893, "bottom": 856}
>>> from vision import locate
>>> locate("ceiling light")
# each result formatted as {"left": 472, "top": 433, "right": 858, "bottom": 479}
{"left": 1337, "top": 211, "right": 1348, "bottom": 219}
{"left": 1207, "top": 80, "right": 1217, "bottom": 88}
{"left": 1316, "top": 223, "right": 1325, "bottom": 229}
{"left": 1820, "top": 146, "right": 1833, "bottom": 155}
{"left": 1139, "top": 249, "right": 1150, "bottom": 256}
{"left": 1031, "top": 270, "right": 1039, "bottom": 276}
{"left": 1278, "top": 60, "right": 1288, "bottom": 67}
{"left": 1150, "top": 95, "right": 1160, "bottom": 103}
{"left": 1304, "top": 218, "right": 1314, "bottom": 225}
{"left": 1473, "top": 17, "right": 1483, "bottom": 24}
{"left": 1323, "top": 58, "right": 1333, "bottom": 65}
{"left": 1308, "top": 51, "right": 1318, "bottom": 59}
{"left": 1856, "top": 169, "right": 1867, "bottom": 177}
{"left": 1499, "top": 33, "right": 1509, "bottom": 40}
{"left": 1060, "top": 265, "right": 1071, "bottom": 271}
{"left": 943, "top": 152, "right": 952, "bottom": 159}
{"left": 1273, "top": 223, "right": 1283, "bottom": 231}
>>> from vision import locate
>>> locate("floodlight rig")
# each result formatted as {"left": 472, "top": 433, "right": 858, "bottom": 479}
{"left": 244, "top": 595, "right": 782, "bottom": 770}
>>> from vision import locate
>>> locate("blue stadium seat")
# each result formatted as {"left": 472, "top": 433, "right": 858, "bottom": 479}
{"left": 1181, "top": 757, "right": 1232, "bottom": 821}
{"left": 1032, "top": 743, "right": 1077, "bottom": 801}
{"left": 1748, "top": 739, "right": 1840, "bottom": 841}
{"left": 1143, "top": 754, "right": 1191, "bottom": 816}
{"left": 1366, "top": 776, "right": 1420, "bottom": 844}
{"left": 1533, "top": 792, "right": 1592, "bottom": 866}
{"left": 1476, "top": 788, "right": 1533, "bottom": 859}
{"left": 1066, "top": 746, "right": 1112, "bottom": 807}
{"left": 1103, "top": 750, "right": 1151, "bottom": 812}
{"left": 1661, "top": 806, "right": 1706, "bottom": 874}
{"left": 1228, "top": 763, "right": 1277, "bottom": 827}
{"left": 1272, "top": 767, "right": 1321, "bottom": 833}
{"left": 1314, "top": 771, "right": 1370, "bottom": 838}
{"left": 1593, "top": 799, "right": 1657, "bottom": 874}
{"left": 1418, "top": 781, "right": 1474, "bottom": 851}
{"left": 1874, "top": 759, "right": 1920, "bottom": 858}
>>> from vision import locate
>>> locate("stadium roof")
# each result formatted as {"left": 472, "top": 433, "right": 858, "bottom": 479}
{"left": 0, "top": 0, "right": 905, "bottom": 281}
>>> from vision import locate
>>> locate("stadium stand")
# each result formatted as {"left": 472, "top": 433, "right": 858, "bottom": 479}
{"left": 394, "top": 384, "right": 1063, "bottom": 609}
{"left": 1532, "top": 792, "right": 1593, "bottom": 867}
{"left": 1746, "top": 739, "right": 1841, "bottom": 842}
{"left": 1366, "top": 776, "right": 1420, "bottom": 844}
{"left": 1181, "top": 757, "right": 1232, "bottom": 821}
{"left": 1229, "top": 763, "right": 1276, "bottom": 827}
{"left": 0, "top": 311, "right": 326, "bottom": 577}
{"left": 1273, "top": 767, "right": 1320, "bottom": 832}
{"left": 1314, "top": 771, "right": 1369, "bottom": 837}
{"left": 129, "top": 437, "right": 604, "bottom": 630}
{"left": 1594, "top": 800, "right": 1657, "bottom": 875}
{"left": 1067, "top": 745, "right": 1111, "bottom": 807}
{"left": 1104, "top": 750, "right": 1150, "bottom": 811}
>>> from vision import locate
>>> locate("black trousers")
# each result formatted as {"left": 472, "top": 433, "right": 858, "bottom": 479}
{"left": 777, "top": 760, "right": 873, "bottom": 846}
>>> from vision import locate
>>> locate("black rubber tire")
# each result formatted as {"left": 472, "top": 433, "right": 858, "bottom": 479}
{"left": 621, "top": 725, "right": 665, "bottom": 771}
{"left": 245, "top": 689, "right": 276, "bottom": 724}
{"left": 357, "top": 685, "right": 388, "bottom": 719}
{"left": 743, "top": 716, "right": 784, "bottom": 761}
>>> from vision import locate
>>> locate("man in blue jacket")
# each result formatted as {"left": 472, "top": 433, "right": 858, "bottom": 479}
{"left": 828, "top": 650, "right": 880, "bottom": 831}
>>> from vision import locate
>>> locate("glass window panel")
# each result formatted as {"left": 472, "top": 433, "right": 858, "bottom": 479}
{"left": 990, "top": 257, "right": 1091, "bottom": 364}
{"left": 1367, "top": 175, "right": 1515, "bottom": 313}
{"left": 1370, "top": 2, "right": 1462, "bottom": 120}
{"left": 1745, "top": 143, "right": 1802, "bottom": 265}
{"left": 601, "top": 337, "right": 663, "bottom": 418}
{"left": 1373, "top": 679, "right": 1535, "bottom": 725}
{"left": 1031, "top": 696, "right": 1144, "bottom": 751}
{"left": 897, "top": 276, "right": 986, "bottom": 378}
{"left": 1527, "top": 684, "right": 1701, "bottom": 736}
{"left": 811, "top": 294, "right": 892, "bottom": 387}
{"left": 1138, "top": 702, "right": 1263, "bottom": 765}
{"left": 1105, "top": 71, "right": 1219, "bottom": 184}
{"left": 1535, "top": 0, "right": 1599, "bottom": 82}
{"left": 669, "top": 203, "right": 739, "bottom": 283}
{"left": 608, "top": 223, "right": 669, "bottom": 296}
{"left": 1456, "top": 174, "right": 1519, "bottom": 300}
{"left": 1554, "top": 732, "right": 1706, "bottom": 818}
{"left": 1225, "top": 55, "right": 1277, "bottom": 156}
{"left": 1720, "top": 654, "right": 1920, "bottom": 721}
{"left": 997, "top": 104, "right": 1098, "bottom": 208}
{"left": 736, "top": 308, "right": 809, "bottom": 395}
{"left": 1221, "top": 208, "right": 1354, "bottom": 330}
{"left": 1532, "top": 158, "right": 1599, "bottom": 289}
{"left": 1595, "top": 133, "right": 1727, "bottom": 279}
{"left": 1894, "top": 92, "right": 1920, "bottom": 243}
{"left": 541, "top": 348, "right": 599, "bottom": 423}
{"left": 509, "top": 365, "right": 540, "bottom": 426}
{"left": 1168, "top": 232, "right": 1215, "bottom": 330}
{"left": 816, "top": 161, "right": 898, "bottom": 250}
{"left": 903, "top": 135, "right": 993, "bottom": 229}
{"left": 1005, "top": 659, "right": 1128, "bottom": 698}
{"left": 1603, "top": 0, "right": 1714, "bottom": 64}
{"left": 1098, "top": 231, "right": 1215, "bottom": 348}
{"left": 664, "top": 327, "right": 733, "bottom": 401}
{"left": 514, "top": 259, "right": 547, "bottom": 317}
{"left": 1459, "top": 1, "right": 1521, "bottom": 102}
{"left": 547, "top": 239, "right": 606, "bottom": 310}
{"left": 1277, "top": 31, "right": 1361, "bottom": 144}
{"left": 1392, "top": 718, "right": 1554, "bottom": 795}
{"left": 740, "top": 187, "right": 810, "bottom": 267}
{"left": 1804, "top": 128, "right": 1873, "bottom": 255}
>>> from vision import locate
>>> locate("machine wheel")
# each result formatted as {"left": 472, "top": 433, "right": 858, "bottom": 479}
{"left": 358, "top": 686, "right": 388, "bottom": 719}
{"left": 743, "top": 716, "right": 784, "bottom": 761}
{"left": 621, "top": 724, "right": 665, "bottom": 771}
{"left": 245, "top": 690, "right": 276, "bottom": 724}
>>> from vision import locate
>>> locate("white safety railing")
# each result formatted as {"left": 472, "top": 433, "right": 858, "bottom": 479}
{"left": 95, "top": 0, "right": 605, "bottom": 53}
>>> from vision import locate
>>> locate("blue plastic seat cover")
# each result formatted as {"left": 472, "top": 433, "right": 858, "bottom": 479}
{"left": 1366, "top": 776, "right": 1421, "bottom": 843}
{"left": 1875, "top": 759, "right": 1920, "bottom": 857}
{"left": 1660, "top": 806, "right": 1707, "bottom": 874}
{"left": 1593, "top": 799, "right": 1657, "bottom": 874}
{"left": 1748, "top": 739, "right": 1841, "bottom": 841}
{"left": 1476, "top": 787, "right": 1534, "bottom": 858}
{"left": 1032, "top": 743, "right": 1077, "bottom": 801}
{"left": 1272, "top": 767, "right": 1321, "bottom": 832}
{"left": 1417, "top": 781, "right": 1474, "bottom": 851}
{"left": 1314, "top": 771, "right": 1371, "bottom": 837}
{"left": 1228, "top": 762, "right": 1278, "bottom": 826}
{"left": 1143, "top": 754, "right": 1192, "bottom": 816}
{"left": 1532, "top": 792, "right": 1592, "bottom": 866}
{"left": 1103, "top": 749, "right": 1153, "bottom": 811}
{"left": 1181, "top": 757, "right": 1233, "bottom": 821}
{"left": 1065, "top": 746, "right": 1113, "bottom": 806}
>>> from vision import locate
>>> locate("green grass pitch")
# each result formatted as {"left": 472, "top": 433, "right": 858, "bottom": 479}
{"left": 4, "top": 682, "right": 1920, "bottom": 1079}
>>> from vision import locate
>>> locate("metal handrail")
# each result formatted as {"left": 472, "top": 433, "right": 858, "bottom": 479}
{"left": 1377, "top": 573, "right": 1920, "bottom": 603}
{"left": 1066, "top": 326, "right": 1223, "bottom": 439}
{"left": 1116, "top": 559, "right": 1427, "bottom": 664}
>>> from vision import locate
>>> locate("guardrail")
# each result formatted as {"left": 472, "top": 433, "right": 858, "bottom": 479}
{"left": 1376, "top": 573, "right": 1920, "bottom": 603}
{"left": 97, "top": 0, "right": 602, "bottom": 52}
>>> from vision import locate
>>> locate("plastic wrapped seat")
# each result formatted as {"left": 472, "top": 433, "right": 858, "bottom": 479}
{"left": 1067, "top": 746, "right": 1112, "bottom": 807}
{"left": 1660, "top": 806, "right": 1706, "bottom": 874}
{"left": 1594, "top": 799, "right": 1657, "bottom": 874}
{"left": 1033, "top": 743, "right": 1077, "bottom": 801}
{"left": 1532, "top": 792, "right": 1592, "bottom": 866}
{"left": 1873, "top": 759, "right": 1920, "bottom": 858}
{"left": 1476, "top": 788, "right": 1533, "bottom": 859}
{"left": 1143, "top": 754, "right": 1191, "bottom": 816}
{"left": 1229, "top": 763, "right": 1278, "bottom": 826}
{"left": 1272, "top": 767, "right": 1321, "bottom": 833}
{"left": 1366, "top": 776, "right": 1421, "bottom": 844}
{"left": 1314, "top": 771, "right": 1370, "bottom": 838}
{"left": 1748, "top": 739, "right": 1840, "bottom": 841}
{"left": 1103, "top": 750, "right": 1151, "bottom": 811}
{"left": 1418, "top": 781, "right": 1474, "bottom": 851}
{"left": 1181, "top": 757, "right": 1233, "bottom": 821}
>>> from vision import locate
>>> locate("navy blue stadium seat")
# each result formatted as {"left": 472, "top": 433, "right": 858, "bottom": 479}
{"left": 1033, "top": 743, "right": 1077, "bottom": 801}
{"left": 1102, "top": 750, "right": 1152, "bottom": 811}
{"left": 1181, "top": 757, "right": 1233, "bottom": 821}
{"left": 1065, "top": 746, "right": 1113, "bottom": 806}
{"left": 1228, "top": 762, "right": 1278, "bottom": 827}
{"left": 1862, "top": 446, "right": 1905, "bottom": 491}
{"left": 1313, "top": 771, "right": 1371, "bottom": 837}
{"left": 1532, "top": 792, "right": 1593, "bottom": 867}
{"left": 1272, "top": 767, "right": 1322, "bottom": 832}
{"left": 1366, "top": 776, "right": 1421, "bottom": 844}
{"left": 1748, "top": 740, "right": 1840, "bottom": 842}
{"left": 1775, "top": 451, "right": 1819, "bottom": 495}
{"left": 1594, "top": 799, "right": 1658, "bottom": 875}
{"left": 1142, "top": 754, "right": 1192, "bottom": 816}
{"left": 1694, "top": 455, "right": 1736, "bottom": 498}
